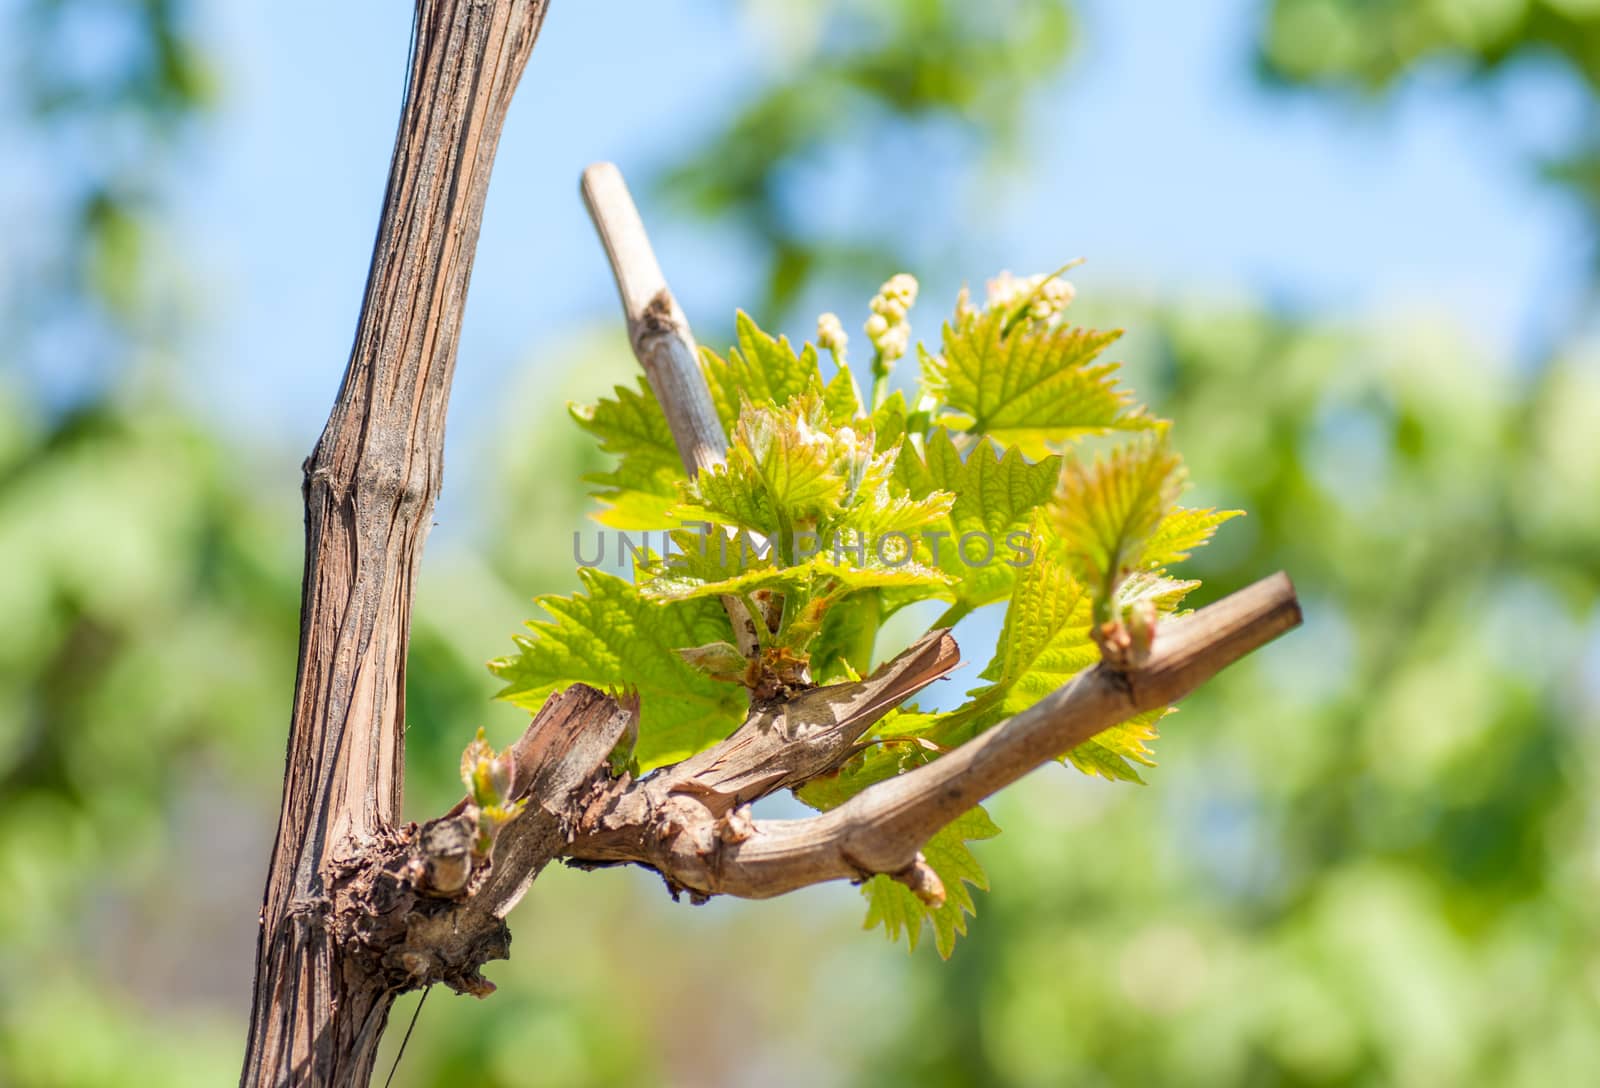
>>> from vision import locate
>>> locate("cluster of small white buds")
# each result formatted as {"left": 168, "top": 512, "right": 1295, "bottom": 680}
{"left": 1030, "top": 275, "right": 1076, "bottom": 320}
{"left": 816, "top": 312, "right": 848, "bottom": 358}
{"left": 879, "top": 272, "right": 919, "bottom": 313}
{"left": 986, "top": 270, "right": 1077, "bottom": 322}
{"left": 865, "top": 273, "right": 919, "bottom": 369}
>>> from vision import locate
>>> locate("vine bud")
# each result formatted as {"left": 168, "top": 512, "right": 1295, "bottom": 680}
{"left": 816, "top": 312, "right": 848, "bottom": 356}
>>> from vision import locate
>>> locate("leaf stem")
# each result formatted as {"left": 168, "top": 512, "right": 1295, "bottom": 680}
{"left": 869, "top": 356, "right": 888, "bottom": 410}
{"left": 776, "top": 510, "right": 797, "bottom": 568}
{"left": 930, "top": 599, "right": 974, "bottom": 631}
{"left": 742, "top": 591, "right": 769, "bottom": 649}
{"left": 843, "top": 590, "right": 883, "bottom": 676}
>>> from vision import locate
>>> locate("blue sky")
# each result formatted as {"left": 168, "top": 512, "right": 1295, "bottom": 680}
{"left": 178, "top": 0, "right": 1592, "bottom": 458}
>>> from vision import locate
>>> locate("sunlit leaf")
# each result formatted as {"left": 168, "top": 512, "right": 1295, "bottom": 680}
{"left": 922, "top": 306, "right": 1158, "bottom": 457}
{"left": 489, "top": 568, "right": 746, "bottom": 769}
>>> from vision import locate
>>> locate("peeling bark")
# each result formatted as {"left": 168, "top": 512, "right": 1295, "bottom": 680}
{"left": 241, "top": 2, "right": 551, "bottom": 1083}
{"left": 562, "top": 574, "right": 1302, "bottom": 901}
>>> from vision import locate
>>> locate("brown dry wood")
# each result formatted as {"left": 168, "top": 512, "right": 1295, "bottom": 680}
{"left": 562, "top": 573, "right": 1300, "bottom": 900}
{"left": 580, "top": 161, "right": 727, "bottom": 475}
{"left": 240, "top": 2, "right": 551, "bottom": 1084}
{"left": 371, "top": 631, "right": 965, "bottom": 989}
{"left": 562, "top": 629, "right": 964, "bottom": 900}
{"left": 579, "top": 162, "right": 766, "bottom": 654}
{"left": 335, "top": 687, "right": 631, "bottom": 1000}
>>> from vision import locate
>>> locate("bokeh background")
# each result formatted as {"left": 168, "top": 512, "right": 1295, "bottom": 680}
{"left": 4, "top": 0, "right": 1600, "bottom": 1084}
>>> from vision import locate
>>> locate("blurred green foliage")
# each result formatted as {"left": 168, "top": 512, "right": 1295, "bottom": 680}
{"left": 5, "top": 0, "right": 213, "bottom": 392}
{"left": 4, "top": 1, "right": 1600, "bottom": 1086}
{"left": 1259, "top": 0, "right": 1600, "bottom": 264}
{"left": 1, "top": 4, "right": 246, "bottom": 1078}
{"left": 1260, "top": 0, "right": 1600, "bottom": 89}
{"left": 0, "top": 388, "right": 295, "bottom": 1087}
{"left": 659, "top": 0, "right": 1073, "bottom": 316}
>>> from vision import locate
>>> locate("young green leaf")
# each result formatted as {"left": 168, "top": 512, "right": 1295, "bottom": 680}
{"left": 861, "top": 807, "right": 1000, "bottom": 958}
{"left": 459, "top": 728, "right": 527, "bottom": 856}
{"left": 569, "top": 378, "right": 684, "bottom": 529}
{"left": 1144, "top": 505, "right": 1243, "bottom": 568}
{"left": 893, "top": 428, "right": 1062, "bottom": 612}
{"left": 921, "top": 305, "right": 1158, "bottom": 457}
{"left": 671, "top": 395, "right": 846, "bottom": 541}
{"left": 570, "top": 376, "right": 677, "bottom": 470}
{"left": 644, "top": 547, "right": 949, "bottom": 605}
{"left": 701, "top": 311, "right": 827, "bottom": 430}
{"left": 488, "top": 568, "right": 746, "bottom": 769}
{"left": 870, "top": 389, "right": 910, "bottom": 452}
{"left": 822, "top": 360, "right": 865, "bottom": 423}
{"left": 676, "top": 641, "right": 751, "bottom": 684}
{"left": 923, "top": 514, "right": 1185, "bottom": 783}
{"left": 1053, "top": 436, "right": 1184, "bottom": 610}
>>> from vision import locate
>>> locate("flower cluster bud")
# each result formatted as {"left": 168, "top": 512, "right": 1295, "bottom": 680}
{"left": 865, "top": 273, "right": 918, "bottom": 369}
{"left": 816, "top": 311, "right": 848, "bottom": 357}
{"left": 986, "top": 270, "right": 1077, "bottom": 322}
